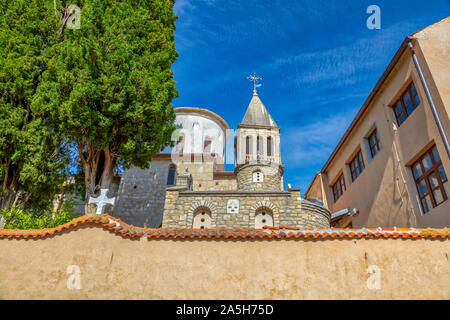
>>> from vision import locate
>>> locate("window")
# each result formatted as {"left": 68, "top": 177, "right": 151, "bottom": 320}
{"left": 253, "top": 170, "right": 264, "bottom": 182}
{"left": 332, "top": 174, "right": 346, "bottom": 202}
{"left": 349, "top": 150, "right": 365, "bottom": 182}
{"left": 411, "top": 145, "right": 448, "bottom": 214}
{"left": 167, "top": 165, "right": 176, "bottom": 185}
{"left": 393, "top": 83, "right": 421, "bottom": 126}
{"left": 368, "top": 128, "right": 381, "bottom": 158}
{"left": 203, "top": 138, "right": 212, "bottom": 153}
{"left": 267, "top": 137, "right": 272, "bottom": 157}
{"left": 257, "top": 136, "right": 263, "bottom": 156}
{"left": 175, "top": 134, "right": 184, "bottom": 153}
{"left": 246, "top": 136, "right": 252, "bottom": 155}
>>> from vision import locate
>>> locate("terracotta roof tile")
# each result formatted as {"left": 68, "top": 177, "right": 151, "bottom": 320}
{"left": 0, "top": 214, "right": 449, "bottom": 240}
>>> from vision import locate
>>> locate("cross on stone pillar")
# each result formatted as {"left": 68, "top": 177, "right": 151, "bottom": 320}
{"left": 88, "top": 189, "right": 115, "bottom": 214}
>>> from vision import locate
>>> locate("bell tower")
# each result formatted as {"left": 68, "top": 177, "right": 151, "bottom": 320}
{"left": 235, "top": 74, "right": 284, "bottom": 190}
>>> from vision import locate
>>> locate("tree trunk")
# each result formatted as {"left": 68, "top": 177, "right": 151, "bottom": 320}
{"left": 0, "top": 189, "right": 15, "bottom": 211}
{"left": 100, "top": 148, "right": 115, "bottom": 190}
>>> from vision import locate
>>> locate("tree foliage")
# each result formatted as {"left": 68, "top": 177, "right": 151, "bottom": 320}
{"left": 0, "top": 0, "right": 70, "bottom": 210}
{"left": 32, "top": 0, "right": 178, "bottom": 201}
{"left": 0, "top": 198, "right": 79, "bottom": 229}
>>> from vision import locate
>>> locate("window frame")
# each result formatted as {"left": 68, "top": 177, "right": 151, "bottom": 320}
{"left": 411, "top": 145, "right": 448, "bottom": 214}
{"left": 349, "top": 150, "right": 365, "bottom": 182}
{"left": 175, "top": 134, "right": 184, "bottom": 153}
{"left": 167, "top": 165, "right": 176, "bottom": 186}
{"left": 267, "top": 136, "right": 272, "bottom": 157}
{"left": 245, "top": 136, "right": 252, "bottom": 155}
{"left": 368, "top": 128, "right": 381, "bottom": 158}
{"left": 203, "top": 137, "right": 212, "bottom": 153}
{"left": 256, "top": 136, "right": 263, "bottom": 156}
{"left": 332, "top": 173, "right": 346, "bottom": 203}
{"left": 393, "top": 82, "right": 421, "bottom": 127}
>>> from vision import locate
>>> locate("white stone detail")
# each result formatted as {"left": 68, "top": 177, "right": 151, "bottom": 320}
{"left": 227, "top": 199, "right": 240, "bottom": 214}
{"left": 255, "top": 210, "right": 273, "bottom": 229}
{"left": 192, "top": 210, "right": 211, "bottom": 229}
{"left": 253, "top": 171, "right": 264, "bottom": 182}
{"left": 88, "top": 189, "right": 115, "bottom": 214}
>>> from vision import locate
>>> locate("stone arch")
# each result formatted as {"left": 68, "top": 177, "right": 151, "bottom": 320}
{"left": 250, "top": 200, "right": 279, "bottom": 228}
{"left": 186, "top": 200, "right": 218, "bottom": 228}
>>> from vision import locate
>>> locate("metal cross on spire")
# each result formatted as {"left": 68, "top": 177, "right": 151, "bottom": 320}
{"left": 247, "top": 72, "right": 262, "bottom": 91}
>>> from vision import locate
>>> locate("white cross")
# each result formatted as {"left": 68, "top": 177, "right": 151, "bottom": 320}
{"left": 88, "top": 189, "right": 115, "bottom": 214}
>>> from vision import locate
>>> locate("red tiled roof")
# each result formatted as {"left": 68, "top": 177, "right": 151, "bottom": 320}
{"left": 0, "top": 214, "right": 449, "bottom": 240}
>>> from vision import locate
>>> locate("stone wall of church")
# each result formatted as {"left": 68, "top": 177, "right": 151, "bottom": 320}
{"left": 162, "top": 189, "right": 330, "bottom": 229}
{"left": 176, "top": 161, "right": 237, "bottom": 191}
{"left": 113, "top": 161, "right": 172, "bottom": 228}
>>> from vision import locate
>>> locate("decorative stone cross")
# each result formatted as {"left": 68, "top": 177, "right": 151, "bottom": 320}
{"left": 88, "top": 189, "right": 115, "bottom": 214}
{"left": 247, "top": 72, "right": 262, "bottom": 91}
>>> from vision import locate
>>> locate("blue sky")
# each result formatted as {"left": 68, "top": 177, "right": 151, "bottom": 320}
{"left": 171, "top": 0, "right": 450, "bottom": 193}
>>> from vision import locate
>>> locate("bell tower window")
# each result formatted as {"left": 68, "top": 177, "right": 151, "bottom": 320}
{"left": 246, "top": 136, "right": 252, "bottom": 156}
{"left": 257, "top": 136, "right": 263, "bottom": 156}
{"left": 267, "top": 137, "right": 272, "bottom": 157}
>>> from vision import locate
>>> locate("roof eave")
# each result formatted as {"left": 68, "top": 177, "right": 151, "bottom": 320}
{"left": 320, "top": 37, "right": 410, "bottom": 174}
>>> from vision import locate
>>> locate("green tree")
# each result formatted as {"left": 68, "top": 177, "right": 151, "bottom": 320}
{"left": 32, "top": 0, "right": 178, "bottom": 206}
{"left": 0, "top": 0, "right": 70, "bottom": 210}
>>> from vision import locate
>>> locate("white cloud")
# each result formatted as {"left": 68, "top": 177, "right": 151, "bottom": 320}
{"left": 174, "top": 0, "right": 195, "bottom": 14}
{"left": 281, "top": 107, "right": 358, "bottom": 168}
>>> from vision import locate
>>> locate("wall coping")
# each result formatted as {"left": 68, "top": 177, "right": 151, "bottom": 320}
{"left": 0, "top": 214, "right": 449, "bottom": 241}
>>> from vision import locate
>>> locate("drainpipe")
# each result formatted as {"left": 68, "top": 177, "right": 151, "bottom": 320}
{"left": 406, "top": 38, "right": 450, "bottom": 158}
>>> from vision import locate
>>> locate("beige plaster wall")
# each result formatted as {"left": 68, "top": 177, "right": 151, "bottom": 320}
{"left": 0, "top": 227, "right": 448, "bottom": 299}
{"left": 321, "top": 21, "right": 450, "bottom": 228}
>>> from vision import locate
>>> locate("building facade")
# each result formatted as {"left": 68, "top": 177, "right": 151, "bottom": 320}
{"left": 305, "top": 18, "right": 450, "bottom": 228}
{"left": 112, "top": 89, "right": 331, "bottom": 229}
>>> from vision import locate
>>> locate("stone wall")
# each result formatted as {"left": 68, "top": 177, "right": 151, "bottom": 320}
{"left": 162, "top": 189, "right": 330, "bottom": 229}
{"left": 235, "top": 162, "right": 283, "bottom": 191}
{"left": 113, "top": 161, "right": 171, "bottom": 228}
{"left": 0, "top": 226, "right": 448, "bottom": 299}
{"left": 176, "top": 160, "right": 237, "bottom": 191}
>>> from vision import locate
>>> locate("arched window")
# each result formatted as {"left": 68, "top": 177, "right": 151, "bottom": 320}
{"left": 267, "top": 137, "right": 272, "bottom": 157}
{"left": 246, "top": 136, "right": 252, "bottom": 155}
{"left": 203, "top": 137, "right": 212, "bottom": 153}
{"left": 167, "top": 165, "right": 176, "bottom": 185}
{"left": 193, "top": 122, "right": 200, "bottom": 152}
{"left": 175, "top": 134, "right": 184, "bottom": 153}
{"left": 253, "top": 170, "right": 264, "bottom": 182}
{"left": 192, "top": 208, "right": 212, "bottom": 229}
{"left": 257, "top": 136, "right": 263, "bottom": 156}
{"left": 254, "top": 208, "right": 274, "bottom": 229}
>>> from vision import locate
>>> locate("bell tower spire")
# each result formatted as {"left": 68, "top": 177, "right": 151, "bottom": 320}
{"left": 235, "top": 75, "right": 282, "bottom": 166}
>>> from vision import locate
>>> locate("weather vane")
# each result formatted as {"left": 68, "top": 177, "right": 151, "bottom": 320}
{"left": 247, "top": 72, "right": 262, "bottom": 91}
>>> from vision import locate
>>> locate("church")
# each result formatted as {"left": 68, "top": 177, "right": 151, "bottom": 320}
{"left": 109, "top": 82, "right": 331, "bottom": 229}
